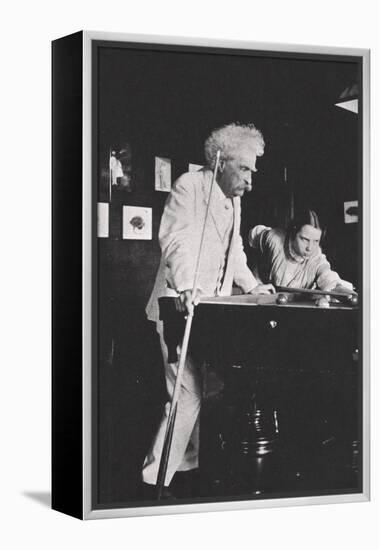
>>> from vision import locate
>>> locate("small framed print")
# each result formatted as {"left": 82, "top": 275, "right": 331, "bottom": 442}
{"left": 97, "top": 202, "right": 109, "bottom": 238}
{"left": 155, "top": 156, "right": 172, "bottom": 192}
{"left": 188, "top": 163, "right": 204, "bottom": 172}
{"left": 344, "top": 200, "right": 359, "bottom": 224}
{"left": 52, "top": 31, "right": 370, "bottom": 520}
{"left": 122, "top": 205, "right": 152, "bottom": 240}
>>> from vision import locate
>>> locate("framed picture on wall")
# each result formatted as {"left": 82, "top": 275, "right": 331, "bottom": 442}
{"left": 155, "top": 156, "right": 172, "bottom": 192}
{"left": 52, "top": 31, "right": 370, "bottom": 520}
{"left": 122, "top": 206, "right": 152, "bottom": 240}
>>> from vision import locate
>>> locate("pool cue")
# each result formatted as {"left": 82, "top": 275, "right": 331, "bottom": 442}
{"left": 156, "top": 150, "right": 221, "bottom": 499}
{"left": 275, "top": 285, "right": 358, "bottom": 299}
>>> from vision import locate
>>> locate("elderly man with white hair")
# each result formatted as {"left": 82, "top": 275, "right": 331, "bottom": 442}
{"left": 142, "top": 123, "right": 274, "bottom": 497}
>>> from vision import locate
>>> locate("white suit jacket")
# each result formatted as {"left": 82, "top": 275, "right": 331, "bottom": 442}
{"left": 146, "top": 169, "right": 257, "bottom": 322}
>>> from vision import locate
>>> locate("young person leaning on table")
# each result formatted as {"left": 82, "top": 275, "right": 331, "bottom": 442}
{"left": 248, "top": 209, "right": 355, "bottom": 307}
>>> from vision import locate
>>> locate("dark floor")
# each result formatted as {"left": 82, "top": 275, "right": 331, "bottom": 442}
{"left": 95, "top": 337, "right": 361, "bottom": 506}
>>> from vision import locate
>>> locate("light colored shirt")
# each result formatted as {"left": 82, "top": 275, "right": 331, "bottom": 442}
{"left": 146, "top": 169, "right": 257, "bottom": 322}
{"left": 249, "top": 225, "right": 352, "bottom": 291}
{"left": 210, "top": 183, "right": 234, "bottom": 292}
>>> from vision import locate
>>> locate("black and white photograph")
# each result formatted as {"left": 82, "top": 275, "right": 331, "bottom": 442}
{"left": 81, "top": 34, "right": 369, "bottom": 517}
{"left": 4, "top": 0, "right": 379, "bottom": 545}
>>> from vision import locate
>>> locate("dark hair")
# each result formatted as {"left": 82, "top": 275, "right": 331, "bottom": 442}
{"left": 287, "top": 209, "right": 325, "bottom": 241}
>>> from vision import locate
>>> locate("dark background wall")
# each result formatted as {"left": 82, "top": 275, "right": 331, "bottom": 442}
{"left": 94, "top": 43, "right": 361, "bottom": 505}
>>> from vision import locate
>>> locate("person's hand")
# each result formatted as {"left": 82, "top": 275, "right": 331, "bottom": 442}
{"left": 331, "top": 283, "right": 357, "bottom": 296}
{"left": 176, "top": 290, "right": 200, "bottom": 316}
{"left": 328, "top": 284, "right": 358, "bottom": 305}
{"left": 316, "top": 296, "right": 330, "bottom": 308}
{"left": 248, "top": 283, "right": 275, "bottom": 295}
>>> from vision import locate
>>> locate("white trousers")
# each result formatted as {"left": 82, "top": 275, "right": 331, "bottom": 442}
{"left": 142, "top": 320, "right": 202, "bottom": 486}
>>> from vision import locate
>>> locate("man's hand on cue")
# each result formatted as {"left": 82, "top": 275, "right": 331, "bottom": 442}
{"left": 177, "top": 290, "right": 200, "bottom": 316}
{"left": 248, "top": 283, "right": 275, "bottom": 295}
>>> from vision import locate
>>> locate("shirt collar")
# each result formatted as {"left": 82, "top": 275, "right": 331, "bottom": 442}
{"left": 204, "top": 169, "right": 233, "bottom": 205}
{"left": 214, "top": 180, "right": 233, "bottom": 204}
{"left": 287, "top": 238, "right": 305, "bottom": 263}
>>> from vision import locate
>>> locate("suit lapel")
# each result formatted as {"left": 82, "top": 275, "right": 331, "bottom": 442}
{"left": 219, "top": 197, "right": 239, "bottom": 295}
{"left": 201, "top": 171, "right": 229, "bottom": 245}
{"left": 200, "top": 173, "right": 239, "bottom": 296}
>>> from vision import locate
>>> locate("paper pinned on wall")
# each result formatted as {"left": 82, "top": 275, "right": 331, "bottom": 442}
{"left": 155, "top": 157, "right": 172, "bottom": 192}
{"left": 97, "top": 202, "right": 109, "bottom": 238}
{"left": 123, "top": 206, "right": 152, "bottom": 240}
{"left": 188, "top": 163, "right": 204, "bottom": 172}
{"left": 344, "top": 200, "right": 358, "bottom": 224}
